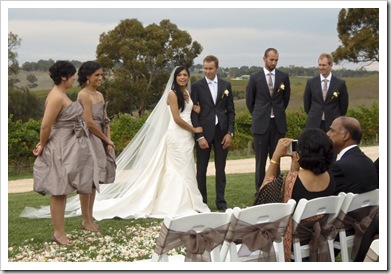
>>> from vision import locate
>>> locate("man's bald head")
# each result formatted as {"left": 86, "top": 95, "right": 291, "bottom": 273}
{"left": 337, "top": 116, "right": 362, "bottom": 144}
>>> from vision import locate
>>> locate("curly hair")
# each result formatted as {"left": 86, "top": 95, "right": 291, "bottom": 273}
{"left": 77, "top": 61, "right": 102, "bottom": 86}
{"left": 49, "top": 61, "right": 76, "bottom": 85}
{"left": 297, "top": 128, "right": 335, "bottom": 175}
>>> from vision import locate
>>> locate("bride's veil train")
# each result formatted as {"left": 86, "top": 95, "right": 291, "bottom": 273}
{"left": 20, "top": 67, "right": 184, "bottom": 219}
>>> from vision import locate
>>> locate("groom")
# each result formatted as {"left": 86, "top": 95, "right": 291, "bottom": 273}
{"left": 190, "top": 55, "right": 235, "bottom": 211}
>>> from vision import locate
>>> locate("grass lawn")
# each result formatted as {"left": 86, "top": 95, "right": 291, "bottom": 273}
{"left": 8, "top": 173, "right": 256, "bottom": 262}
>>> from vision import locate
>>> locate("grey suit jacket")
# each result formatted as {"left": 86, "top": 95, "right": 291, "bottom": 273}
{"left": 303, "top": 75, "right": 349, "bottom": 130}
{"left": 246, "top": 69, "right": 291, "bottom": 135}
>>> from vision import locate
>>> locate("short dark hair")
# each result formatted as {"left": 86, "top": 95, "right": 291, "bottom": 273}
{"left": 297, "top": 128, "right": 335, "bottom": 175}
{"left": 203, "top": 55, "right": 219, "bottom": 68}
{"left": 49, "top": 61, "right": 76, "bottom": 85}
{"left": 264, "top": 48, "right": 278, "bottom": 57}
{"left": 77, "top": 61, "right": 102, "bottom": 86}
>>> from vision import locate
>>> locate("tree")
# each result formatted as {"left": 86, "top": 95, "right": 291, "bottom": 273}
{"left": 96, "top": 19, "right": 202, "bottom": 116}
{"left": 26, "top": 74, "right": 38, "bottom": 88}
{"left": 8, "top": 32, "right": 21, "bottom": 87}
{"left": 333, "top": 8, "right": 379, "bottom": 66}
{"left": 8, "top": 32, "right": 43, "bottom": 121}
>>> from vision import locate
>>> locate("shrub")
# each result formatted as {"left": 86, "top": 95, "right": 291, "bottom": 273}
{"left": 110, "top": 113, "right": 148, "bottom": 155}
{"left": 8, "top": 115, "right": 41, "bottom": 174}
{"left": 7, "top": 104, "right": 379, "bottom": 175}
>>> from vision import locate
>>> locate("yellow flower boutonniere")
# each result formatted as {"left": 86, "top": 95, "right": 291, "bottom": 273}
{"left": 277, "top": 83, "right": 285, "bottom": 92}
{"left": 221, "top": 89, "right": 229, "bottom": 99}
{"left": 332, "top": 90, "right": 340, "bottom": 100}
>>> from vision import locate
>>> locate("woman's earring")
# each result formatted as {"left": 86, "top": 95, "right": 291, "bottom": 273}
{"left": 86, "top": 79, "right": 90, "bottom": 86}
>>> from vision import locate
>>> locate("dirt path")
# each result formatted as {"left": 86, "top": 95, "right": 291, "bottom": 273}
{"left": 8, "top": 146, "right": 379, "bottom": 193}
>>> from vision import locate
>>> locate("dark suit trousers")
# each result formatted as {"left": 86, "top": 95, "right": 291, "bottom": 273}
{"left": 253, "top": 118, "right": 283, "bottom": 191}
{"left": 196, "top": 124, "right": 228, "bottom": 209}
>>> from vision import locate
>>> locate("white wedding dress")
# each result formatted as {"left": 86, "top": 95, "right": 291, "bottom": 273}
{"left": 21, "top": 87, "right": 210, "bottom": 220}
{"left": 89, "top": 90, "right": 210, "bottom": 219}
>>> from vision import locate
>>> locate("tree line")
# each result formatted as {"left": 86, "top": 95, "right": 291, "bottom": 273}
{"left": 8, "top": 8, "right": 379, "bottom": 123}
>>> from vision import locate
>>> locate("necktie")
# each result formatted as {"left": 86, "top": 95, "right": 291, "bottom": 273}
{"left": 268, "top": 73, "right": 274, "bottom": 117}
{"left": 321, "top": 79, "right": 328, "bottom": 120}
{"left": 322, "top": 79, "right": 328, "bottom": 101}
{"left": 209, "top": 80, "right": 218, "bottom": 124}
{"left": 268, "top": 73, "right": 274, "bottom": 96}
{"left": 209, "top": 81, "right": 217, "bottom": 104}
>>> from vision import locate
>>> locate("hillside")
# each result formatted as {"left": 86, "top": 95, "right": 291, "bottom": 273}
{"left": 14, "top": 70, "right": 379, "bottom": 114}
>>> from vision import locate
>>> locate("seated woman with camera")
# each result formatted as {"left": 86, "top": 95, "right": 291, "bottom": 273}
{"left": 253, "top": 128, "right": 336, "bottom": 262}
{"left": 254, "top": 127, "right": 336, "bottom": 205}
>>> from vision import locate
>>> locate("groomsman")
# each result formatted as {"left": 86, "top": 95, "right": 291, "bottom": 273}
{"left": 303, "top": 53, "right": 349, "bottom": 132}
{"left": 246, "top": 48, "right": 291, "bottom": 191}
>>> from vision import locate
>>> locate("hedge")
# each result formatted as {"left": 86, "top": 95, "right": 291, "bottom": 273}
{"left": 8, "top": 102, "right": 379, "bottom": 175}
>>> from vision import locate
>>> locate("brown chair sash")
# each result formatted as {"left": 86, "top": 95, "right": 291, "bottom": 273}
{"left": 292, "top": 215, "right": 338, "bottom": 262}
{"left": 153, "top": 222, "right": 229, "bottom": 262}
{"left": 333, "top": 205, "right": 379, "bottom": 260}
{"left": 225, "top": 215, "right": 291, "bottom": 262}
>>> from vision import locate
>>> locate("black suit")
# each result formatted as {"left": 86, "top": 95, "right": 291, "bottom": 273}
{"left": 190, "top": 77, "right": 235, "bottom": 209}
{"left": 330, "top": 146, "right": 378, "bottom": 194}
{"left": 246, "top": 68, "right": 290, "bottom": 190}
{"left": 303, "top": 74, "right": 348, "bottom": 131}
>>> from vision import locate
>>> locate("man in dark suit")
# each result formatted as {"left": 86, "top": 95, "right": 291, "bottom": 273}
{"left": 190, "top": 55, "right": 235, "bottom": 210}
{"left": 246, "top": 48, "right": 291, "bottom": 191}
{"left": 327, "top": 116, "right": 378, "bottom": 194}
{"left": 304, "top": 53, "right": 349, "bottom": 132}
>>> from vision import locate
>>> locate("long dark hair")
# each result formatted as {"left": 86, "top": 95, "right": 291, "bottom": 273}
{"left": 172, "top": 66, "right": 190, "bottom": 112}
{"left": 77, "top": 61, "right": 102, "bottom": 86}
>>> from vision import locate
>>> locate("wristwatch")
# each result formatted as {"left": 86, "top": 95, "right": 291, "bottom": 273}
{"left": 227, "top": 131, "right": 234, "bottom": 137}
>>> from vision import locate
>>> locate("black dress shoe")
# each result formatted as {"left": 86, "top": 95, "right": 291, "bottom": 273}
{"left": 217, "top": 207, "right": 227, "bottom": 212}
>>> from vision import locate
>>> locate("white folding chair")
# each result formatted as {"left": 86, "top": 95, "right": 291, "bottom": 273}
{"left": 333, "top": 189, "right": 379, "bottom": 262}
{"left": 290, "top": 192, "right": 346, "bottom": 262}
{"left": 364, "top": 239, "right": 379, "bottom": 262}
{"left": 220, "top": 200, "right": 296, "bottom": 262}
{"left": 147, "top": 210, "right": 232, "bottom": 262}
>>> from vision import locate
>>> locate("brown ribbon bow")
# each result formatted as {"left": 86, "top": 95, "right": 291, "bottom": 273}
{"left": 225, "top": 215, "right": 291, "bottom": 262}
{"left": 154, "top": 223, "right": 229, "bottom": 262}
{"left": 293, "top": 215, "right": 338, "bottom": 262}
{"left": 333, "top": 205, "right": 379, "bottom": 260}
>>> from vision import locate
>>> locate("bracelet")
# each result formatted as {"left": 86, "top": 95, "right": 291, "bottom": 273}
{"left": 270, "top": 159, "right": 279, "bottom": 166}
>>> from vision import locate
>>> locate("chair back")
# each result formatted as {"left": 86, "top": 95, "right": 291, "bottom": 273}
{"left": 292, "top": 192, "right": 346, "bottom": 224}
{"left": 220, "top": 200, "right": 296, "bottom": 262}
{"left": 232, "top": 199, "right": 296, "bottom": 225}
{"left": 164, "top": 210, "right": 232, "bottom": 232}
{"left": 344, "top": 189, "right": 379, "bottom": 214}
{"left": 151, "top": 210, "right": 232, "bottom": 262}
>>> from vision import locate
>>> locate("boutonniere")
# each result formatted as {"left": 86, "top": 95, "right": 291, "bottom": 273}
{"left": 332, "top": 90, "right": 340, "bottom": 100}
{"left": 277, "top": 83, "right": 285, "bottom": 92}
{"left": 221, "top": 89, "right": 229, "bottom": 99}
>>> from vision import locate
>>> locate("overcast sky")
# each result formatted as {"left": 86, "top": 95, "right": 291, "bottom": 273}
{"left": 3, "top": 1, "right": 385, "bottom": 70}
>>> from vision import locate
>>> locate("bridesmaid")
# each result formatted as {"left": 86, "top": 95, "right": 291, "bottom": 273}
{"left": 33, "top": 61, "right": 96, "bottom": 245}
{"left": 77, "top": 61, "right": 116, "bottom": 232}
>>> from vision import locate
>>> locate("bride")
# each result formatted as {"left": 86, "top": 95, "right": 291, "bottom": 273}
{"left": 21, "top": 66, "right": 210, "bottom": 220}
